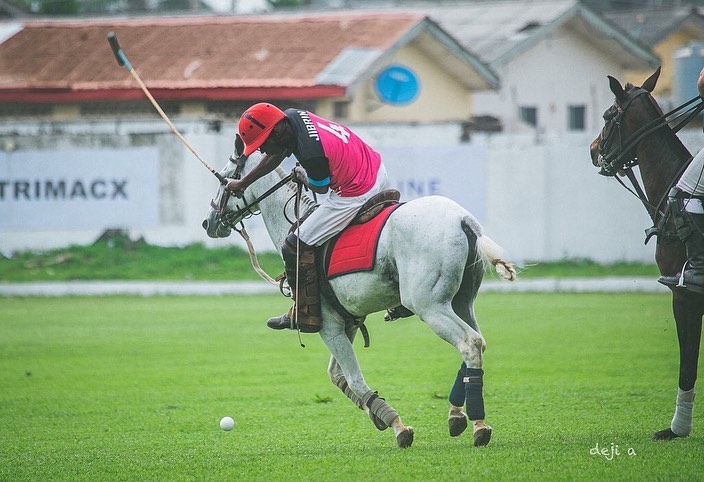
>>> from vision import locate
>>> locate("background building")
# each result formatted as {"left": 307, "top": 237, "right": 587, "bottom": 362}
{"left": 2, "top": 3, "right": 702, "bottom": 263}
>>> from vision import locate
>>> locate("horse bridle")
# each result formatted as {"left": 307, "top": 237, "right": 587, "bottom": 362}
{"left": 597, "top": 88, "right": 704, "bottom": 229}
{"left": 210, "top": 154, "right": 296, "bottom": 232}
{"left": 209, "top": 155, "right": 249, "bottom": 232}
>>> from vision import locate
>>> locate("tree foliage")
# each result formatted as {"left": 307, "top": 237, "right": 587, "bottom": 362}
{"left": 39, "top": 0, "right": 79, "bottom": 14}
{"left": 267, "top": 0, "right": 301, "bottom": 9}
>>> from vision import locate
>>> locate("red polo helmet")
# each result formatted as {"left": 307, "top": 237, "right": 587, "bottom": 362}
{"left": 238, "top": 103, "right": 286, "bottom": 156}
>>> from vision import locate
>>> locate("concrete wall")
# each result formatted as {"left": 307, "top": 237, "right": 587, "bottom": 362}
{"left": 2, "top": 119, "right": 704, "bottom": 264}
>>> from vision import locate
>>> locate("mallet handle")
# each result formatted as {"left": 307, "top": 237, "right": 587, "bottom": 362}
{"left": 106, "top": 32, "right": 227, "bottom": 186}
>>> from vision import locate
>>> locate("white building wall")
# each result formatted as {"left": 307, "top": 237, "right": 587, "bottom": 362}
{"left": 3, "top": 120, "right": 703, "bottom": 264}
{"left": 473, "top": 25, "right": 629, "bottom": 135}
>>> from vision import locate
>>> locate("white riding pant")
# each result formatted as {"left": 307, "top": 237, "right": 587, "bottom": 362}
{"left": 297, "top": 164, "right": 389, "bottom": 246}
{"left": 677, "top": 148, "right": 704, "bottom": 196}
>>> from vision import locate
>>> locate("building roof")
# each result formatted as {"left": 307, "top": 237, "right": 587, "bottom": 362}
{"left": 605, "top": 6, "right": 704, "bottom": 47}
{"left": 361, "top": 0, "right": 659, "bottom": 70}
{"left": 0, "top": 12, "right": 498, "bottom": 104}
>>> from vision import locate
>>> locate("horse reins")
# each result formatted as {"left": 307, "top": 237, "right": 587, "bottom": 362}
{"left": 599, "top": 92, "right": 704, "bottom": 177}
{"left": 209, "top": 155, "right": 296, "bottom": 288}
{"left": 211, "top": 155, "right": 315, "bottom": 346}
{"left": 599, "top": 91, "right": 704, "bottom": 229}
{"left": 215, "top": 156, "right": 295, "bottom": 229}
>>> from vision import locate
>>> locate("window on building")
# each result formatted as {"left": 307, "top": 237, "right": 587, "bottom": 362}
{"left": 0, "top": 103, "right": 53, "bottom": 119}
{"left": 333, "top": 101, "right": 349, "bottom": 120}
{"left": 519, "top": 106, "right": 538, "bottom": 127}
{"left": 568, "top": 105, "right": 586, "bottom": 131}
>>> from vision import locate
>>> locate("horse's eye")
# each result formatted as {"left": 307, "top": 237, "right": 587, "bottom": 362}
{"left": 603, "top": 108, "right": 616, "bottom": 121}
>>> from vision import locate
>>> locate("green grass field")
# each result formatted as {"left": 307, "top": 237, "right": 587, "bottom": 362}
{"left": 1, "top": 293, "right": 702, "bottom": 481}
{"left": 0, "top": 236, "right": 659, "bottom": 281}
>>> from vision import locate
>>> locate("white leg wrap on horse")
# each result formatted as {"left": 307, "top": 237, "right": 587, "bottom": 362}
{"left": 334, "top": 378, "right": 389, "bottom": 430}
{"left": 671, "top": 388, "right": 695, "bottom": 437}
{"left": 362, "top": 391, "right": 399, "bottom": 427}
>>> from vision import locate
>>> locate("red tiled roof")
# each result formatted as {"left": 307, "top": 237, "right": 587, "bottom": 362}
{"left": 0, "top": 13, "right": 426, "bottom": 102}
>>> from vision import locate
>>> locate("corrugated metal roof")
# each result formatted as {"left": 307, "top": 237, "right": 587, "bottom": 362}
{"left": 424, "top": 0, "right": 579, "bottom": 63}
{"left": 0, "top": 20, "right": 21, "bottom": 43}
{"left": 315, "top": 47, "right": 383, "bottom": 85}
{"left": 0, "top": 11, "right": 497, "bottom": 102}
{"left": 351, "top": 0, "right": 658, "bottom": 69}
{"left": 605, "top": 7, "right": 704, "bottom": 47}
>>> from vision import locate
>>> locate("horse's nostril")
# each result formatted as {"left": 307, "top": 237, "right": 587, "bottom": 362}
{"left": 202, "top": 219, "right": 208, "bottom": 230}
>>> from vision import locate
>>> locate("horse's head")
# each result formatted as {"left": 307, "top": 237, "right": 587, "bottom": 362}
{"left": 202, "top": 153, "right": 261, "bottom": 239}
{"left": 590, "top": 67, "right": 663, "bottom": 176}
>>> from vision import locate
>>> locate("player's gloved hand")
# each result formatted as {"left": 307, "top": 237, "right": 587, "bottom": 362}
{"left": 226, "top": 178, "right": 246, "bottom": 198}
{"left": 292, "top": 165, "right": 308, "bottom": 186}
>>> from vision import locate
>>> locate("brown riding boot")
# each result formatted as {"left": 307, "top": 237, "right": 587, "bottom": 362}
{"left": 266, "top": 307, "right": 296, "bottom": 330}
{"left": 266, "top": 234, "right": 321, "bottom": 333}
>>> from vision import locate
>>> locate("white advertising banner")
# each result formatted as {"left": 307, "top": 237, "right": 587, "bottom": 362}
{"left": 378, "top": 143, "right": 487, "bottom": 222}
{"left": 0, "top": 147, "right": 159, "bottom": 230}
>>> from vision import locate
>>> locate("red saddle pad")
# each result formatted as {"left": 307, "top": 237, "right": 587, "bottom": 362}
{"left": 326, "top": 204, "right": 401, "bottom": 279}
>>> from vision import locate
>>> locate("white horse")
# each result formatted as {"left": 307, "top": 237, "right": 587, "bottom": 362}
{"left": 202, "top": 153, "right": 516, "bottom": 448}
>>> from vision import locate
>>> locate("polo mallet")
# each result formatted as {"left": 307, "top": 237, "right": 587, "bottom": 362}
{"left": 107, "top": 32, "right": 227, "bottom": 186}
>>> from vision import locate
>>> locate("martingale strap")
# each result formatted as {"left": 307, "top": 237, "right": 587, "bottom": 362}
{"left": 618, "top": 157, "right": 694, "bottom": 245}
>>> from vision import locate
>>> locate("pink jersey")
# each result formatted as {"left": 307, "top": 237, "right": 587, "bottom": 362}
{"left": 305, "top": 112, "right": 382, "bottom": 197}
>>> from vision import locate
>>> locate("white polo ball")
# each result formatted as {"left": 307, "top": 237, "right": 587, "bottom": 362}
{"left": 220, "top": 416, "right": 235, "bottom": 431}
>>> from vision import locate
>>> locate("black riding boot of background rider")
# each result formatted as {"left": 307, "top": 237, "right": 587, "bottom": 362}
{"left": 659, "top": 188, "right": 704, "bottom": 294}
{"left": 266, "top": 233, "right": 322, "bottom": 332}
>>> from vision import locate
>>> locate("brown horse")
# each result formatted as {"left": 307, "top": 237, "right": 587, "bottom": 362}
{"left": 590, "top": 67, "right": 704, "bottom": 440}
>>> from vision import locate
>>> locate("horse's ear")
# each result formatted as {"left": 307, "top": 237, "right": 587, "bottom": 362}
{"left": 641, "top": 66, "right": 661, "bottom": 93}
{"left": 234, "top": 134, "right": 245, "bottom": 159}
{"left": 608, "top": 75, "right": 626, "bottom": 101}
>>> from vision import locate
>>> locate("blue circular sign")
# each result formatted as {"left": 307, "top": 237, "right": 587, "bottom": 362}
{"left": 374, "top": 65, "right": 420, "bottom": 106}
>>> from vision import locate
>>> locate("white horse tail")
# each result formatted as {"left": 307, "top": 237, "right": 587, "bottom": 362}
{"left": 463, "top": 215, "right": 517, "bottom": 282}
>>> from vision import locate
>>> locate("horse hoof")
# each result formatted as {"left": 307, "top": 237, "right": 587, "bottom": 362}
{"left": 652, "top": 428, "right": 685, "bottom": 441}
{"left": 396, "top": 427, "right": 414, "bottom": 448}
{"left": 449, "top": 414, "right": 468, "bottom": 437}
{"left": 473, "top": 426, "right": 492, "bottom": 447}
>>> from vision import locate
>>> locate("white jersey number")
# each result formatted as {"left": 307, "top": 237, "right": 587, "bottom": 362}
{"left": 317, "top": 122, "right": 350, "bottom": 144}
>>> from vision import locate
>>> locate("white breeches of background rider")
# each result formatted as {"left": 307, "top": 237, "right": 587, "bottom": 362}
{"left": 297, "top": 164, "right": 389, "bottom": 246}
{"left": 677, "top": 148, "right": 704, "bottom": 196}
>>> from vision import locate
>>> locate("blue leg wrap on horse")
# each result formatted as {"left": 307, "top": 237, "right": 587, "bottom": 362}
{"left": 449, "top": 362, "right": 467, "bottom": 407}
{"left": 464, "top": 367, "right": 485, "bottom": 421}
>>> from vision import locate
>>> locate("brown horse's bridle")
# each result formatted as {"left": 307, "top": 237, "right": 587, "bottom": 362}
{"left": 597, "top": 89, "right": 704, "bottom": 234}
{"left": 598, "top": 90, "right": 703, "bottom": 177}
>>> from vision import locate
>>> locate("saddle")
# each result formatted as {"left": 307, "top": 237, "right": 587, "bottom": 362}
{"left": 318, "top": 189, "right": 401, "bottom": 278}
{"left": 278, "top": 189, "right": 404, "bottom": 343}
{"left": 350, "top": 189, "right": 401, "bottom": 225}
{"left": 318, "top": 189, "right": 401, "bottom": 344}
